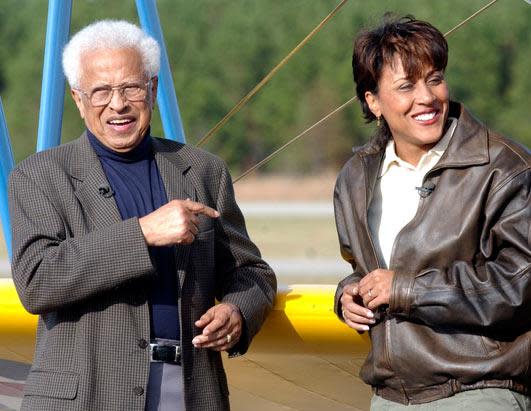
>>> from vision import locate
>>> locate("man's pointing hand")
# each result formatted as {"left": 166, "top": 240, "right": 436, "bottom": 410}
{"left": 139, "top": 199, "right": 220, "bottom": 246}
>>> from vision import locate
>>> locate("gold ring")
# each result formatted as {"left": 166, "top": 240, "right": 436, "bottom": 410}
{"left": 226, "top": 334, "right": 232, "bottom": 344}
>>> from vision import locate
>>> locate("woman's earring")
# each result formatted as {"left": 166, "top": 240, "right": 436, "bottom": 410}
{"left": 377, "top": 116, "right": 381, "bottom": 127}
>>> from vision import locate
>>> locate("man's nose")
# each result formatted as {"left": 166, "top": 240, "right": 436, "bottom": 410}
{"left": 108, "top": 88, "right": 128, "bottom": 111}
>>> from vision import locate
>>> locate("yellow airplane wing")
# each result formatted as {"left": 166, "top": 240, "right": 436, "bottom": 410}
{"left": 0, "top": 279, "right": 371, "bottom": 410}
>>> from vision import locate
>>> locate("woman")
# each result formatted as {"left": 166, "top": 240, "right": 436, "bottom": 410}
{"left": 334, "top": 16, "right": 530, "bottom": 410}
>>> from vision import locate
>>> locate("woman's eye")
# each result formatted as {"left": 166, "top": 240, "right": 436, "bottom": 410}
{"left": 398, "top": 83, "right": 413, "bottom": 91}
{"left": 428, "top": 75, "right": 444, "bottom": 85}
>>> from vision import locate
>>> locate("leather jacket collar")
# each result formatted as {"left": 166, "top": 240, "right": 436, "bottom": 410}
{"left": 356, "top": 102, "right": 489, "bottom": 177}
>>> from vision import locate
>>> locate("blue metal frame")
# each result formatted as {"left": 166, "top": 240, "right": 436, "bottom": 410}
{"left": 136, "top": 0, "right": 186, "bottom": 143}
{"left": 0, "top": 0, "right": 187, "bottom": 258}
{"left": 36, "top": 0, "right": 72, "bottom": 152}
{"left": 0, "top": 98, "right": 15, "bottom": 259}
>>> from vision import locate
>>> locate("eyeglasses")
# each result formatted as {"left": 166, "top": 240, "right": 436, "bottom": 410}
{"left": 74, "top": 79, "right": 152, "bottom": 107}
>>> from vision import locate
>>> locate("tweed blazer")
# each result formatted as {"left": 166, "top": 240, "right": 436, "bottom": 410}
{"left": 9, "top": 133, "right": 276, "bottom": 411}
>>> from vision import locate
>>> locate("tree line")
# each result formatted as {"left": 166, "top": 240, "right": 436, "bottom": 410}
{"left": 0, "top": 0, "right": 529, "bottom": 175}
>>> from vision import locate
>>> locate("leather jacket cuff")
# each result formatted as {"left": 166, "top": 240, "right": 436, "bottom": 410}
{"left": 389, "top": 271, "right": 415, "bottom": 317}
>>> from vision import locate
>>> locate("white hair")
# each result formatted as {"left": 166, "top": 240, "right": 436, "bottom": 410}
{"left": 62, "top": 20, "right": 160, "bottom": 88}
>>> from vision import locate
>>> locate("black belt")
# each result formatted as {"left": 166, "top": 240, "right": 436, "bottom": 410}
{"left": 149, "top": 342, "right": 181, "bottom": 365}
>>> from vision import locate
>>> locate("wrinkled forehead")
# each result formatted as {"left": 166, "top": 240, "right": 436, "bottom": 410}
{"left": 78, "top": 47, "right": 146, "bottom": 85}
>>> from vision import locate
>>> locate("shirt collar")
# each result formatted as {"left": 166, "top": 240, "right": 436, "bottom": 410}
{"left": 379, "top": 117, "right": 458, "bottom": 177}
{"left": 87, "top": 127, "right": 153, "bottom": 163}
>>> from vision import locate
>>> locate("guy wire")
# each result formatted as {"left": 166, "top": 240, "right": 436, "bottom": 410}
{"left": 233, "top": 96, "right": 358, "bottom": 183}
{"left": 444, "top": 0, "right": 499, "bottom": 37}
{"left": 233, "top": 0, "right": 502, "bottom": 183}
{"left": 195, "top": 0, "right": 349, "bottom": 148}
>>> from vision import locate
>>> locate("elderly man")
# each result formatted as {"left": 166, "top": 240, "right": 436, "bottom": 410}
{"left": 9, "top": 20, "right": 276, "bottom": 411}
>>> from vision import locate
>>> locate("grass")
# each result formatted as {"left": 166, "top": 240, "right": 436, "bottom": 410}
{"left": 0, "top": 216, "right": 339, "bottom": 258}
{"left": 245, "top": 216, "right": 340, "bottom": 260}
{"left": 245, "top": 215, "right": 347, "bottom": 284}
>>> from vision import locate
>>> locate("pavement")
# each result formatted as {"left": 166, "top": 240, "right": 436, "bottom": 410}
{"left": 0, "top": 361, "right": 29, "bottom": 411}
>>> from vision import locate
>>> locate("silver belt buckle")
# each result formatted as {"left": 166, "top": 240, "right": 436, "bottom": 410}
{"left": 149, "top": 343, "right": 161, "bottom": 362}
{"left": 149, "top": 343, "right": 181, "bottom": 363}
{"left": 173, "top": 344, "right": 181, "bottom": 363}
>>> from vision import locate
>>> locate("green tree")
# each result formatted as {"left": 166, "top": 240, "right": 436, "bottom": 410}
{"left": 0, "top": 0, "right": 529, "bottom": 173}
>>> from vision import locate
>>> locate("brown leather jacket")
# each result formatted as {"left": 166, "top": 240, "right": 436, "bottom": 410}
{"left": 334, "top": 102, "right": 530, "bottom": 404}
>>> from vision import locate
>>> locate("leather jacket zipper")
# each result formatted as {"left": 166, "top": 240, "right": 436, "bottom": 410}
{"left": 362, "top": 154, "right": 394, "bottom": 374}
{"left": 384, "top": 172, "right": 434, "bottom": 385}
{"left": 385, "top": 317, "right": 393, "bottom": 375}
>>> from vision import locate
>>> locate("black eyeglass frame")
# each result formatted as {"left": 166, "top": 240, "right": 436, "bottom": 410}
{"left": 74, "top": 78, "right": 154, "bottom": 107}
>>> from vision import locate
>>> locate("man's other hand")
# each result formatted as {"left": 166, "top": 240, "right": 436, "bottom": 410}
{"left": 192, "top": 303, "right": 243, "bottom": 351}
{"left": 139, "top": 199, "right": 220, "bottom": 246}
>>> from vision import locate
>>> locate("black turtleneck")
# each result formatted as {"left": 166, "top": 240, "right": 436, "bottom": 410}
{"left": 87, "top": 129, "right": 180, "bottom": 341}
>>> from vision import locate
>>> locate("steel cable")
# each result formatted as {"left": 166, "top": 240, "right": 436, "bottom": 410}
{"left": 233, "top": 96, "right": 358, "bottom": 183}
{"left": 233, "top": 0, "right": 501, "bottom": 183}
{"left": 195, "top": 0, "right": 349, "bottom": 148}
{"left": 444, "top": 0, "right": 499, "bottom": 37}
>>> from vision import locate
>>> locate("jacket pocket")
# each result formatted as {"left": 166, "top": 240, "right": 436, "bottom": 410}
{"left": 24, "top": 370, "right": 79, "bottom": 399}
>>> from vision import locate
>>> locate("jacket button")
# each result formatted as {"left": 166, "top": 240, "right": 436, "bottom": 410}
{"left": 138, "top": 338, "right": 148, "bottom": 349}
{"left": 133, "top": 386, "right": 144, "bottom": 396}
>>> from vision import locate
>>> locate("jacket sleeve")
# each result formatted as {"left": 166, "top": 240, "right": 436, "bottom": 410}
{"left": 333, "top": 175, "right": 364, "bottom": 321}
{"left": 8, "top": 167, "right": 155, "bottom": 315}
{"left": 213, "top": 163, "right": 277, "bottom": 355}
{"left": 390, "top": 169, "right": 531, "bottom": 333}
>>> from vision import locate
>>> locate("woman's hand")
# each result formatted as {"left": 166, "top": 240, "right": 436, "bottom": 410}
{"left": 340, "top": 283, "right": 376, "bottom": 332}
{"left": 358, "top": 269, "right": 395, "bottom": 310}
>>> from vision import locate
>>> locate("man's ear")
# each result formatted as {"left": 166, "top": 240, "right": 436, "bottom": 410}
{"left": 364, "top": 91, "right": 380, "bottom": 118}
{"left": 71, "top": 89, "right": 85, "bottom": 119}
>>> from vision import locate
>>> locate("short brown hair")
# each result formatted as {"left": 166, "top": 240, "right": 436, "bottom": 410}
{"left": 353, "top": 15, "right": 448, "bottom": 122}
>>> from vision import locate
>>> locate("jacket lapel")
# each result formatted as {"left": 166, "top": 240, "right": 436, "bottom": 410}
{"left": 153, "top": 139, "right": 196, "bottom": 288}
{"left": 71, "top": 133, "right": 122, "bottom": 229}
{"left": 153, "top": 147, "right": 196, "bottom": 203}
{"left": 432, "top": 102, "right": 489, "bottom": 171}
{"left": 359, "top": 149, "right": 385, "bottom": 269}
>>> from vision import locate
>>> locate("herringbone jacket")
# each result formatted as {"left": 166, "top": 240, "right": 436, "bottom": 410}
{"left": 9, "top": 133, "right": 277, "bottom": 411}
